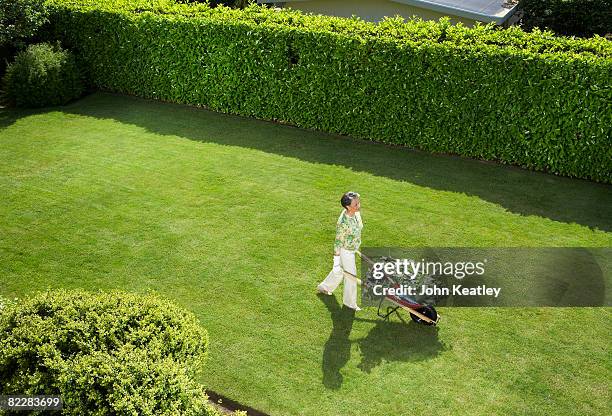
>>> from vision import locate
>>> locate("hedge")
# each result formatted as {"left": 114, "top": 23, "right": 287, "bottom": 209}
{"left": 0, "top": 289, "right": 225, "bottom": 415}
{"left": 0, "top": 0, "right": 49, "bottom": 49}
{"left": 42, "top": 0, "right": 612, "bottom": 182}
{"left": 519, "top": 0, "right": 612, "bottom": 38}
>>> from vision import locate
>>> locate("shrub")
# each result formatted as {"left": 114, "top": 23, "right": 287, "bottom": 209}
{"left": 2, "top": 41, "right": 84, "bottom": 107}
{"left": 518, "top": 0, "right": 612, "bottom": 38}
{"left": 0, "top": 289, "right": 219, "bottom": 415}
{"left": 0, "top": 0, "right": 49, "bottom": 48}
{"left": 57, "top": 348, "right": 211, "bottom": 416}
{"left": 179, "top": 0, "right": 253, "bottom": 8}
{"left": 0, "top": 294, "right": 17, "bottom": 314}
{"left": 41, "top": 0, "right": 612, "bottom": 182}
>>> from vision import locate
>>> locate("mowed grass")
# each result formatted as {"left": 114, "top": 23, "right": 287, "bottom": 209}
{"left": 1, "top": 92, "right": 610, "bottom": 416}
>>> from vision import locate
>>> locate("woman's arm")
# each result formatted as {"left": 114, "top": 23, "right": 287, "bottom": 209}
{"left": 334, "top": 215, "right": 348, "bottom": 255}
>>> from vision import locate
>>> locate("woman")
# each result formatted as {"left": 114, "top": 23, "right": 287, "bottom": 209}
{"left": 317, "top": 191, "right": 363, "bottom": 311}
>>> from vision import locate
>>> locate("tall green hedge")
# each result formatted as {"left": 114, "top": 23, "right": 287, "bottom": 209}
{"left": 43, "top": 0, "right": 612, "bottom": 182}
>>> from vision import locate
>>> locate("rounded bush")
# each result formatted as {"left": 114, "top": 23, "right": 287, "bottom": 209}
{"left": 2, "top": 42, "right": 84, "bottom": 108}
{"left": 0, "top": 289, "right": 215, "bottom": 415}
{"left": 0, "top": 294, "right": 16, "bottom": 313}
{"left": 57, "top": 348, "right": 211, "bottom": 416}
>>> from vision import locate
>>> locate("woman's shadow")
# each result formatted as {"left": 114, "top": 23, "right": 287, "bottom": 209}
{"left": 319, "top": 293, "right": 356, "bottom": 390}
{"left": 318, "top": 294, "right": 445, "bottom": 390}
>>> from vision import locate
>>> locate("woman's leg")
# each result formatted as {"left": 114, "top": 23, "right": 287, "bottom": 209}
{"left": 340, "top": 248, "right": 359, "bottom": 309}
{"left": 318, "top": 258, "right": 343, "bottom": 294}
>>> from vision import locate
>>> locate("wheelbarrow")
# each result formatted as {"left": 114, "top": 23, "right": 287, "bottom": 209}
{"left": 342, "top": 251, "right": 440, "bottom": 326}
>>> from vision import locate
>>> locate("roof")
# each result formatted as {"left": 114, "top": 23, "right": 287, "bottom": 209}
{"left": 391, "top": 0, "right": 518, "bottom": 24}
{"left": 257, "top": 0, "right": 519, "bottom": 24}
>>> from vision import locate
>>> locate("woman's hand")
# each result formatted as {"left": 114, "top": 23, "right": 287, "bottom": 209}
{"left": 333, "top": 254, "right": 342, "bottom": 276}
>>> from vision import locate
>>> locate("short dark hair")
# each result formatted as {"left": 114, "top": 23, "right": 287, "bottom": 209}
{"left": 341, "top": 191, "right": 360, "bottom": 208}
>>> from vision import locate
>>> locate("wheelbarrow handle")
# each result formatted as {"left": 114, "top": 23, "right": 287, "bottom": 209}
{"left": 355, "top": 250, "right": 375, "bottom": 266}
{"left": 342, "top": 269, "right": 362, "bottom": 286}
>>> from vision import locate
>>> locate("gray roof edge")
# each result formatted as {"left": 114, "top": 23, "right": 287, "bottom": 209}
{"left": 257, "top": 0, "right": 520, "bottom": 24}
{"left": 390, "top": 0, "right": 518, "bottom": 23}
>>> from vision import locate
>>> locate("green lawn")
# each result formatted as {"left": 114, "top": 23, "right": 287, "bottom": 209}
{"left": 1, "top": 92, "right": 610, "bottom": 416}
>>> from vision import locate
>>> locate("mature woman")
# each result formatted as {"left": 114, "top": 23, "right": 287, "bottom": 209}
{"left": 317, "top": 191, "right": 363, "bottom": 311}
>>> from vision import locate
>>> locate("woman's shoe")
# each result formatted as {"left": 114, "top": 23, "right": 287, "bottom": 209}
{"left": 317, "top": 285, "right": 332, "bottom": 295}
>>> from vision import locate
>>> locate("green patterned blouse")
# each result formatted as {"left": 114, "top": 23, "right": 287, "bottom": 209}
{"left": 334, "top": 209, "right": 363, "bottom": 253}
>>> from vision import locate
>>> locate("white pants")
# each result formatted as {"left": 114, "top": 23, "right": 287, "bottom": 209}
{"left": 318, "top": 247, "right": 358, "bottom": 309}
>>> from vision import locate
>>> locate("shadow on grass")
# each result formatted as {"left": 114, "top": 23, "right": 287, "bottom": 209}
{"left": 318, "top": 294, "right": 443, "bottom": 390}
{"left": 319, "top": 294, "right": 356, "bottom": 390}
{"left": 12, "top": 91, "right": 612, "bottom": 232}
{"left": 0, "top": 107, "right": 39, "bottom": 129}
{"left": 354, "top": 316, "right": 444, "bottom": 374}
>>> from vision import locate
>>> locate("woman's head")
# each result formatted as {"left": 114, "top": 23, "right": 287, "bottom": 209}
{"left": 341, "top": 191, "right": 361, "bottom": 213}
